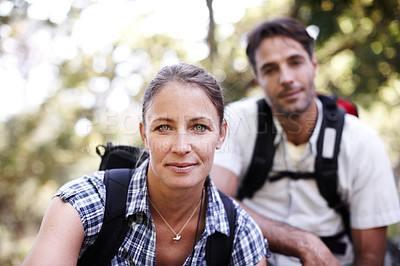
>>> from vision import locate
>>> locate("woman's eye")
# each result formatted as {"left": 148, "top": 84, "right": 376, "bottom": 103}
{"left": 193, "top": 124, "right": 207, "bottom": 131}
{"left": 157, "top": 125, "right": 171, "bottom": 131}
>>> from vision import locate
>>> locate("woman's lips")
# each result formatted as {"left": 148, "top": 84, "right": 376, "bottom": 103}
{"left": 166, "top": 163, "right": 197, "bottom": 173}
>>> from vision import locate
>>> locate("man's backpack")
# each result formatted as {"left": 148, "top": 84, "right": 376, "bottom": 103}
{"left": 236, "top": 94, "right": 358, "bottom": 254}
{"left": 77, "top": 143, "right": 237, "bottom": 266}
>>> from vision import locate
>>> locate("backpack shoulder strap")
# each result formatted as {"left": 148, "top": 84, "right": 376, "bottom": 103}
{"left": 77, "top": 168, "right": 134, "bottom": 266}
{"left": 236, "top": 99, "right": 277, "bottom": 200}
{"left": 206, "top": 190, "right": 237, "bottom": 266}
{"left": 316, "top": 95, "right": 351, "bottom": 238}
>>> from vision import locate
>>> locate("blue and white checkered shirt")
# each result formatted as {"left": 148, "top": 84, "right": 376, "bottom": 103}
{"left": 56, "top": 160, "right": 269, "bottom": 265}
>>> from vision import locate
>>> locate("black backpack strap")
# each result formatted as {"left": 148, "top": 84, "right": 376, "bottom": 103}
{"left": 237, "top": 99, "right": 277, "bottom": 200}
{"left": 269, "top": 171, "right": 316, "bottom": 182}
{"left": 77, "top": 168, "right": 134, "bottom": 266}
{"left": 316, "top": 95, "right": 351, "bottom": 241}
{"left": 206, "top": 190, "right": 237, "bottom": 266}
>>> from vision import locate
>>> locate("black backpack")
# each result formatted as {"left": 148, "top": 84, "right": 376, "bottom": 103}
{"left": 237, "top": 94, "right": 357, "bottom": 254}
{"left": 77, "top": 143, "right": 237, "bottom": 266}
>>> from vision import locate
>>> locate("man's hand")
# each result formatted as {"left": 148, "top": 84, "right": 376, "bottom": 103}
{"left": 242, "top": 203, "right": 340, "bottom": 266}
{"left": 298, "top": 231, "right": 341, "bottom": 266}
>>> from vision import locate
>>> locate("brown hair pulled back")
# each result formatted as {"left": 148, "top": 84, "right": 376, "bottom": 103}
{"left": 142, "top": 63, "right": 225, "bottom": 126}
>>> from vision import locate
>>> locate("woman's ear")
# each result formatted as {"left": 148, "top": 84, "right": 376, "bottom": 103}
{"left": 216, "top": 120, "right": 227, "bottom": 150}
{"left": 139, "top": 122, "right": 149, "bottom": 150}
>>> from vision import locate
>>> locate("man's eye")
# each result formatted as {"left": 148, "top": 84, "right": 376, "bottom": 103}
{"left": 263, "top": 68, "right": 275, "bottom": 75}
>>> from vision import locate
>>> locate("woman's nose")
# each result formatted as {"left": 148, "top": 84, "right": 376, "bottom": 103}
{"left": 171, "top": 133, "right": 192, "bottom": 155}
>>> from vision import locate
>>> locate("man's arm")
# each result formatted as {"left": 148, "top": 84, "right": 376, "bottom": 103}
{"left": 352, "top": 227, "right": 387, "bottom": 266}
{"left": 211, "top": 165, "right": 340, "bottom": 266}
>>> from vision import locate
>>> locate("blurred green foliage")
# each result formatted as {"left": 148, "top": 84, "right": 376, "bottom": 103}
{"left": 0, "top": 0, "right": 399, "bottom": 264}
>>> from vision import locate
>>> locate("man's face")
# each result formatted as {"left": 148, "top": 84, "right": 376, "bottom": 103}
{"left": 254, "top": 35, "right": 318, "bottom": 117}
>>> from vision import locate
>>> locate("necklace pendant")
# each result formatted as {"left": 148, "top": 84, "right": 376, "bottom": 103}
{"left": 173, "top": 235, "right": 181, "bottom": 242}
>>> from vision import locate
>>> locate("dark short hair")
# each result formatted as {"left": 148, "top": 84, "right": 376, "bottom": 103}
{"left": 246, "top": 17, "right": 314, "bottom": 75}
{"left": 142, "top": 63, "right": 225, "bottom": 125}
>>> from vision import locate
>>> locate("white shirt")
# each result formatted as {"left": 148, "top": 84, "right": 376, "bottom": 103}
{"left": 214, "top": 97, "right": 400, "bottom": 265}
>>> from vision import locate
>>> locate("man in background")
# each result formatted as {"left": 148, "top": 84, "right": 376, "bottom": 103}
{"left": 212, "top": 17, "right": 400, "bottom": 265}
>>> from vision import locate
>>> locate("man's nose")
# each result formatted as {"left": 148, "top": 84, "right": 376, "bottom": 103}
{"left": 279, "top": 66, "right": 294, "bottom": 85}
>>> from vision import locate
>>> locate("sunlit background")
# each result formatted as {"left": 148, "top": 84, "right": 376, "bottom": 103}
{"left": 1, "top": 0, "right": 399, "bottom": 264}
{"left": 0, "top": 0, "right": 260, "bottom": 120}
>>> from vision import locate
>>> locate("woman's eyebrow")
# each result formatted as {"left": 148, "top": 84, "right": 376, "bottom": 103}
{"left": 150, "top": 116, "right": 213, "bottom": 124}
{"left": 189, "top": 116, "right": 212, "bottom": 123}
{"left": 151, "top": 117, "right": 174, "bottom": 123}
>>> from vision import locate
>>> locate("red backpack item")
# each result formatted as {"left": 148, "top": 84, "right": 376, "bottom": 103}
{"left": 331, "top": 95, "right": 358, "bottom": 117}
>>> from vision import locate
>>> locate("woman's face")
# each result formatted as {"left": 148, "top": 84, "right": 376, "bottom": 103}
{"left": 140, "top": 81, "right": 226, "bottom": 191}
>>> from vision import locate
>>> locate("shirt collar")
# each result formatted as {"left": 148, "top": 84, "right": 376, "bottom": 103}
{"left": 309, "top": 97, "right": 323, "bottom": 155}
{"left": 204, "top": 178, "right": 231, "bottom": 237}
{"left": 125, "top": 159, "right": 150, "bottom": 219}
{"left": 272, "top": 97, "right": 323, "bottom": 155}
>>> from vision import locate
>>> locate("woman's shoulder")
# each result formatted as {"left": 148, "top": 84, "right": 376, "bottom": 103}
{"left": 56, "top": 171, "right": 106, "bottom": 204}
{"left": 225, "top": 194, "right": 270, "bottom": 265}
{"left": 55, "top": 171, "right": 107, "bottom": 242}
{"left": 231, "top": 199, "right": 262, "bottom": 236}
{"left": 206, "top": 179, "right": 265, "bottom": 240}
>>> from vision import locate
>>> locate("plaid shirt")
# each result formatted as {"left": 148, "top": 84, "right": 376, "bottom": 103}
{"left": 56, "top": 160, "right": 268, "bottom": 265}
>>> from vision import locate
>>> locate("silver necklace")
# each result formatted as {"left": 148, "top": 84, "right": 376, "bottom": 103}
{"left": 149, "top": 191, "right": 203, "bottom": 242}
